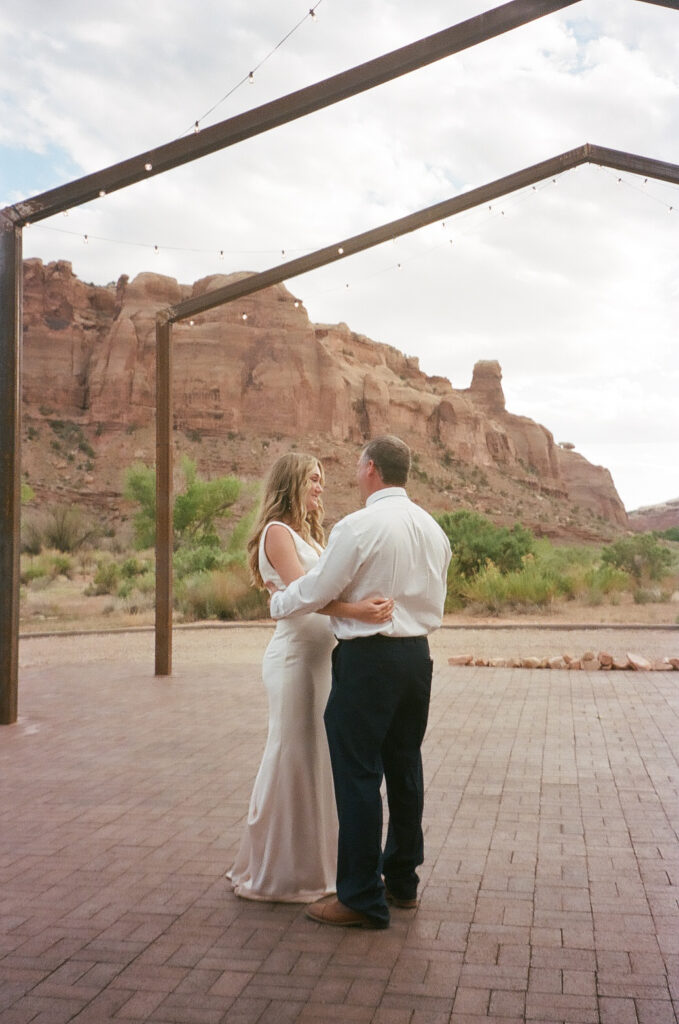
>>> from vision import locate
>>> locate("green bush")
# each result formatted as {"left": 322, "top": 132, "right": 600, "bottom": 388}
{"left": 583, "top": 564, "right": 630, "bottom": 600}
{"left": 176, "top": 565, "right": 269, "bottom": 621}
{"left": 601, "top": 533, "right": 672, "bottom": 582}
{"left": 436, "top": 509, "right": 534, "bottom": 578}
{"left": 462, "top": 559, "right": 561, "bottom": 614}
{"left": 120, "top": 556, "right": 150, "bottom": 579}
{"left": 86, "top": 561, "right": 120, "bottom": 596}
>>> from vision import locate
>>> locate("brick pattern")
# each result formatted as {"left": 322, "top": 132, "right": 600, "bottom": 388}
{"left": 2, "top": 645, "right": 678, "bottom": 1023}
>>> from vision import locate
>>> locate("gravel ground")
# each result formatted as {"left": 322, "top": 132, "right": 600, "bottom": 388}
{"left": 19, "top": 621, "right": 679, "bottom": 670}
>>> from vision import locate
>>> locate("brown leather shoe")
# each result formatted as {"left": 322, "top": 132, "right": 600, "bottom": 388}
{"left": 384, "top": 886, "right": 418, "bottom": 909}
{"left": 305, "top": 897, "right": 387, "bottom": 929}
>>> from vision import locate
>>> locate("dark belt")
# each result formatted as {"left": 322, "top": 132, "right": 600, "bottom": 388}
{"left": 337, "top": 634, "right": 427, "bottom": 644}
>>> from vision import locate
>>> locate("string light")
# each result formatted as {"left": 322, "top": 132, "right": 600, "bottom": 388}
{"left": 83, "top": 234, "right": 88, "bottom": 244}
{"left": 337, "top": 247, "right": 344, "bottom": 254}
{"left": 182, "top": 1, "right": 324, "bottom": 136}
{"left": 219, "top": 250, "right": 224, "bottom": 259}
{"left": 193, "top": 121, "right": 200, "bottom": 133}
{"left": 98, "top": 190, "right": 106, "bottom": 197}
{"left": 144, "top": 162, "right": 153, "bottom": 172}
{"left": 154, "top": 245, "right": 159, "bottom": 254}
{"left": 248, "top": 72, "right": 255, "bottom": 84}
{"left": 241, "top": 312, "right": 248, "bottom": 320}
{"left": 189, "top": 320, "right": 195, "bottom": 327}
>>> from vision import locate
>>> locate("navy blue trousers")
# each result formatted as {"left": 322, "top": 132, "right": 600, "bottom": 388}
{"left": 324, "top": 635, "right": 433, "bottom": 927}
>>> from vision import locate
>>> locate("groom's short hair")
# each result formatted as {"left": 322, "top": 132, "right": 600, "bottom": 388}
{"left": 361, "top": 435, "right": 411, "bottom": 486}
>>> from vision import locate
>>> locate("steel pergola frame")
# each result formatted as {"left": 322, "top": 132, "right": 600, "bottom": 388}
{"left": 1, "top": 0, "right": 675, "bottom": 721}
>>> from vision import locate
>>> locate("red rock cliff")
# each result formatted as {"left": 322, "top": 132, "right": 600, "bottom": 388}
{"left": 21, "top": 260, "right": 629, "bottom": 535}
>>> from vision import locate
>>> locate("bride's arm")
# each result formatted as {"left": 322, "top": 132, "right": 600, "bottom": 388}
{"left": 264, "top": 526, "right": 393, "bottom": 624}
{"left": 263, "top": 524, "right": 305, "bottom": 585}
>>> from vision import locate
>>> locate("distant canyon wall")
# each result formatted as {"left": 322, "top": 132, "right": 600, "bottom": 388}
{"left": 22, "top": 259, "right": 628, "bottom": 529}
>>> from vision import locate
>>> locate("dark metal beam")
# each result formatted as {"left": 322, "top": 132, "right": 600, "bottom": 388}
{"left": 585, "top": 143, "right": 679, "bottom": 185}
{"left": 155, "top": 316, "right": 173, "bottom": 677}
{"left": 168, "top": 145, "right": 592, "bottom": 321}
{"left": 635, "top": 0, "right": 679, "bottom": 9}
{"left": 168, "top": 143, "right": 679, "bottom": 323}
{"left": 4, "top": 0, "right": 579, "bottom": 226}
{"left": 0, "top": 215, "right": 22, "bottom": 725}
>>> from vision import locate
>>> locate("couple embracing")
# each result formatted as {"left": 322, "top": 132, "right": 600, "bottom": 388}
{"left": 228, "top": 435, "right": 452, "bottom": 930}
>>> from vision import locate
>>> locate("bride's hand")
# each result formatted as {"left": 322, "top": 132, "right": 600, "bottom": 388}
{"left": 353, "top": 597, "right": 394, "bottom": 624}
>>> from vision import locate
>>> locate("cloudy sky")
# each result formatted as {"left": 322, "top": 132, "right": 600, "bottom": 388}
{"left": 2, "top": 0, "right": 678, "bottom": 513}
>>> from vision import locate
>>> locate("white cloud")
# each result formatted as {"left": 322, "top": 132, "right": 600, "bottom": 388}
{"left": 2, "top": 0, "right": 678, "bottom": 512}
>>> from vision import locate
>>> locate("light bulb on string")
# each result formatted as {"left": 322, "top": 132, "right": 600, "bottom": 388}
{"left": 144, "top": 162, "right": 153, "bottom": 171}
{"left": 83, "top": 234, "right": 88, "bottom": 245}
{"left": 337, "top": 247, "right": 344, "bottom": 255}
{"left": 193, "top": 121, "right": 200, "bottom": 133}
{"left": 309, "top": 8, "right": 317, "bottom": 20}
{"left": 241, "top": 312, "right": 248, "bottom": 320}
{"left": 63, "top": 210, "right": 69, "bottom": 217}
{"left": 189, "top": 320, "right": 195, "bottom": 327}
{"left": 219, "top": 250, "right": 224, "bottom": 260}
{"left": 294, "top": 300, "right": 300, "bottom": 308}
{"left": 98, "top": 190, "right": 106, "bottom": 197}
{"left": 248, "top": 72, "right": 255, "bottom": 84}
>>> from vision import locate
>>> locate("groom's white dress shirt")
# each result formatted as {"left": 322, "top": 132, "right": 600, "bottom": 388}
{"left": 269, "top": 487, "right": 452, "bottom": 639}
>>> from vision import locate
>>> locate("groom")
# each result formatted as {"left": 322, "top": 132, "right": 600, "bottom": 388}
{"left": 269, "top": 435, "right": 451, "bottom": 929}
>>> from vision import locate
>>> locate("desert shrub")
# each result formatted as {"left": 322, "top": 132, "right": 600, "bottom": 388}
{"left": 462, "top": 560, "right": 561, "bottom": 614}
{"left": 658, "top": 526, "right": 679, "bottom": 542}
{"left": 633, "top": 587, "right": 670, "bottom": 604}
{"left": 173, "top": 544, "right": 233, "bottom": 579}
{"left": 21, "top": 551, "right": 73, "bottom": 583}
{"left": 601, "top": 533, "right": 672, "bottom": 582}
{"left": 86, "top": 560, "right": 120, "bottom": 596}
{"left": 583, "top": 564, "right": 630, "bottom": 602}
{"left": 120, "top": 556, "right": 150, "bottom": 579}
{"left": 177, "top": 565, "right": 269, "bottom": 622}
{"left": 117, "top": 580, "right": 134, "bottom": 600}
{"left": 436, "top": 509, "right": 534, "bottom": 578}
{"left": 134, "top": 571, "right": 156, "bottom": 595}
{"left": 21, "top": 560, "right": 47, "bottom": 584}
{"left": 21, "top": 519, "right": 44, "bottom": 556}
{"left": 40, "top": 504, "right": 100, "bottom": 553}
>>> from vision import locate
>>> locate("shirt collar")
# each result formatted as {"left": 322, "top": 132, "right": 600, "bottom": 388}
{"left": 365, "top": 486, "right": 408, "bottom": 506}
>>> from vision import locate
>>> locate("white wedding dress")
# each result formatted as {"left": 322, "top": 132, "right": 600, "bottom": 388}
{"left": 228, "top": 521, "right": 338, "bottom": 902}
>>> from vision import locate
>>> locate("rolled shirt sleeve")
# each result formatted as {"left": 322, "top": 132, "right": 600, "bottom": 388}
{"left": 269, "top": 519, "right": 361, "bottom": 619}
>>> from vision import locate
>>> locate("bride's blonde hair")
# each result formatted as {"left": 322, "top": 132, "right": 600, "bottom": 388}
{"left": 247, "top": 452, "right": 326, "bottom": 589}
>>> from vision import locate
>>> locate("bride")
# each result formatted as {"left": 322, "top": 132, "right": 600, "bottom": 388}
{"left": 228, "top": 452, "right": 393, "bottom": 902}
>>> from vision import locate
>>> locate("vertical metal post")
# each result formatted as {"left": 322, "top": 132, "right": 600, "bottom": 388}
{"left": 155, "top": 314, "right": 173, "bottom": 676}
{"left": 0, "top": 214, "right": 22, "bottom": 724}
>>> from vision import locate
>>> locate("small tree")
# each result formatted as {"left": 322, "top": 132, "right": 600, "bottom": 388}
{"left": 124, "top": 457, "right": 241, "bottom": 550}
{"left": 435, "top": 509, "right": 534, "bottom": 578}
{"left": 601, "top": 533, "right": 672, "bottom": 583}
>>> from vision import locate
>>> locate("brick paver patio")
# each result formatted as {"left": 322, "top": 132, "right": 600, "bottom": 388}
{"left": 1, "top": 631, "right": 678, "bottom": 1023}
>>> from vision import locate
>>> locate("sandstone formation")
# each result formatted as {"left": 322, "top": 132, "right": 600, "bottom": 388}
{"left": 628, "top": 497, "right": 679, "bottom": 533}
{"left": 22, "top": 259, "right": 630, "bottom": 536}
